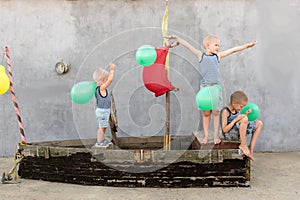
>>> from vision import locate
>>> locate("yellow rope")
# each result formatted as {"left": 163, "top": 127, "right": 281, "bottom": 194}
{"left": 162, "top": 0, "right": 169, "bottom": 46}
{"left": 162, "top": 0, "right": 169, "bottom": 71}
{"left": 1, "top": 142, "right": 25, "bottom": 183}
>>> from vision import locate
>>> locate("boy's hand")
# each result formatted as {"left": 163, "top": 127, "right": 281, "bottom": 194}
{"left": 164, "top": 35, "right": 177, "bottom": 40}
{"left": 247, "top": 41, "right": 257, "bottom": 48}
{"left": 245, "top": 108, "right": 252, "bottom": 115}
{"left": 109, "top": 64, "right": 115, "bottom": 71}
{"left": 235, "top": 114, "right": 247, "bottom": 122}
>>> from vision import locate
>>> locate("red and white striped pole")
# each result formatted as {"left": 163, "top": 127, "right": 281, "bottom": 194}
{"left": 5, "top": 46, "right": 26, "bottom": 144}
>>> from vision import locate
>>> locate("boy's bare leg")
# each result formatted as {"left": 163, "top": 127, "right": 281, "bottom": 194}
{"left": 212, "top": 110, "right": 221, "bottom": 144}
{"left": 239, "top": 118, "right": 254, "bottom": 160}
{"left": 201, "top": 111, "right": 211, "bottom": 144}
{"left": 249, "top": 120, "right": 263, "bottom": 157}
{"left": 97, "top": 127, "right": 106, "bottom": 143}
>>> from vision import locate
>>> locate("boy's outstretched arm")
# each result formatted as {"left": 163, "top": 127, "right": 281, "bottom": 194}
{"left": 101, "top": 64, "right": 115, "bottom": 91}
{"left": 164, "top": 35, "right": 202, "bottom": 61}
{"left": 218, "top": 41, "right": 257, "bottom": 59}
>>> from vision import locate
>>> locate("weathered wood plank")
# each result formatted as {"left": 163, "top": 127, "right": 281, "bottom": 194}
{"left": 19, "top": 152, "right": 250, "bottom": 187}
{"left": 29, "top": 139, "right": 95, "bottom": 148}
{"left": 23, "top": 145, "right": 243, "bottom": 164}
{"left": 109, "top": 91, "right": 118, "bottom": 145}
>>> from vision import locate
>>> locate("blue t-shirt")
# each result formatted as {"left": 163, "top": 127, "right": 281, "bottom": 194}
{"left": 221, "top": 107, "right": 239, "bottom": 134}
{"left": 224, "top": 107, "right": 239, "bottom": 124}
{"left": 95, "top": 86, "right": 110, "bottom": 109}
{"left": 199, "top": 53, "right": 220, "bottom": 85}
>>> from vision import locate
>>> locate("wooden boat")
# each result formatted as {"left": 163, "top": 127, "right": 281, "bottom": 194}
{"left": 18, "top": 135, "right": 250, "bottom": 187}
{"left": 17, "top": 92, "right": 251, "bottom": 187}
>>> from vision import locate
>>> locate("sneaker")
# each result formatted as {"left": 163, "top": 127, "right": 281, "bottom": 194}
{"left": 104, "top": 139, "right": 112, "bottom": 145}
{"left": 93, "top": 140, "right": 109, "bottom": 148}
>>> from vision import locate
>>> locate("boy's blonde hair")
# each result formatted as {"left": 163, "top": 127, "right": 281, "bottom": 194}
{"left": 230, "top": 91, "right": 248, "bottom": 104}
{"left": 203, "top": 34, "right": 219, "bottom": 48}
{"left": 93, "top": 67, "right": 109, "bottom": 82}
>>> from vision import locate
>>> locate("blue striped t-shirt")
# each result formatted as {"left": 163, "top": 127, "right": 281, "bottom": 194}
{"left": 95, "top": 86, "right": 111, "bottom": 109}
{"left": 199, "top": 53, "right": 220, "bottom": 85}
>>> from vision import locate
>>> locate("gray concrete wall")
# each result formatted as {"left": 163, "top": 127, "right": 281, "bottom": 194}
{"left": 0, "top": 0, "right": 299, "bottom": 156}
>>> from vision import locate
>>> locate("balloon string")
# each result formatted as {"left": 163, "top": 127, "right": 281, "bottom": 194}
{"left": 5, "top": 46, "right": 27, "bottom": 143}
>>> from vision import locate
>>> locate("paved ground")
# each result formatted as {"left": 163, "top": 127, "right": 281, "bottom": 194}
{"left": 0, "top": 152, "right": 299, "bottom": 200}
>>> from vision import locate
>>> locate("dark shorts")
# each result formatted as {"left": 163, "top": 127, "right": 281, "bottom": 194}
{"left": 223, "top": 121, "right": 256, "bottom": 141}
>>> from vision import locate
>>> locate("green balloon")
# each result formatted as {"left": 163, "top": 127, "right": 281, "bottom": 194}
{"left": 196, "top": 85, "right": 220, "bottom": 110}
{"left": 70, "top": 81, "right": 97, "bottom": 104}
{"left": 136, "top": 45, "right": 157, "bottom": 66}
{"left": 240, "top": 103, "right": 260, "bottom": 121}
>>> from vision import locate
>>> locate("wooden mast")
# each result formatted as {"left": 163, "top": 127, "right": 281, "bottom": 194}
{"left": 162, "top": 0, "right": 171, "bottom": 150}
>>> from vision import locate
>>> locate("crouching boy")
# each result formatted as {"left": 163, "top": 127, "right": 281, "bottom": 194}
{"left": 221, "top": 91, "right": 263, "bottom": 160}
